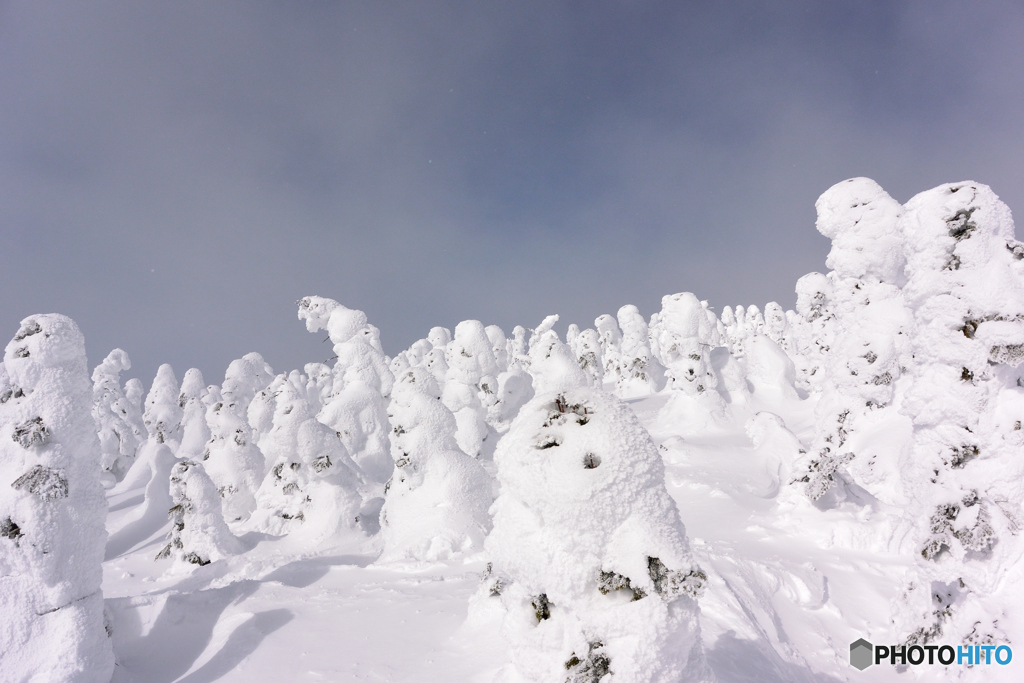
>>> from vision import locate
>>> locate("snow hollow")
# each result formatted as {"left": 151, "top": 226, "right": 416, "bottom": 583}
{"left": 3, "top": 178, "right": 1024, "bottom": 682}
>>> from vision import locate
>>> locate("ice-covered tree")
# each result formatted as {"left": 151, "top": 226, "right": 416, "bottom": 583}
{"left": 528, "top": 330, "right": 590, "bottom": 395}
{"left": 250, "top": 370, "right": 365, "bottom": 545}
{"left": 298, "top": 296, "right": 394, "bottom": 485}
{"left": 92, "top": 348, "right": 144, "bottom": 480}
{"left": 143, "top": 363, "right": 183, "bottom": 449}
{"left": 177, "top": 368, "right": 210, "bottom": 462}
{"left": 616, "top": 305, "right": 664, "bottom": 397}
{"left": 575, "top": 328, "right": 604, "bottom": 388}
{"left": 202, "top": 386, "right": 265, "bottom": 522}
{"left": 893, "top": 181, "right": 1024, "bottom": 647}
{"left": 478, "top": 387, "right": 708, "bottom": 682}
{"left": 594, "top": 314, "right": 624, "bottom": 388}
{"left": 650, "top": 293, "right": 720, "bottom": 398}
{"left": 443, "top": 320, "right": 500, "bottom": 458}
{"left": 0, "top": 314, "right": 113, "bottom": 681}
{"left": 788, "top": 272, "right": 835, "bottom": 393}
{"left": 156, "top": 459, "right": 242, "bottom": 568}
{"left": 379, "top": 358, "right": 491, "bottom": 562}
{"left": 793, "top": 178, "right": 910, "bottom": 502}
{"left": 222, "top": 352, "right": 275, "bottom": 420}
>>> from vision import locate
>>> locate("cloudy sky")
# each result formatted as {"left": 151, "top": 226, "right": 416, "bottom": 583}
{"left": 1, "top": 1, "right": 1022, "bottom": 385}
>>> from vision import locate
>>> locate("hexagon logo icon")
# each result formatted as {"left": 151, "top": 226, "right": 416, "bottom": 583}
{"left": 850, "top": 638, "right": 874, "bottom": 670}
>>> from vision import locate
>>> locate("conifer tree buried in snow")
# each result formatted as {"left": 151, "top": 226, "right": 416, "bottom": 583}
{"left": 793, "top": 178, "right": 910, "bottom": 503}
{"left": 443, "top": 319, "right": 501, "bottom": 459}
{"left": 298, "top": 296, "right": 395, "bottom": 485}
{"left": 176, "top": 368, "right": 210, "bottom": 462}
{"left": 0, "top": 314, "right": 114, "bottom": 682}
{"left": 156, "top": 459, "right": 242, "bottom": 569}
{"left": 477, "top": 387, "right": 709, "bottom": 683}
{"left": 615, "top": 305, "right": 665, "bottom": 398}
{"left": 250, "top": 370, "right": 365, "bottom": 547}
{"left": 894, "top": 181, "right": 1024, "bottom": 648}
{"left": 378, "top": 357, "right": 491, "bottom": 563}
{"left": 143, "top": 363, "right": 183, "bottom": 450}
{"left": 92, "top": 347, "right": 145, "bottom": 481}
{"left": 202, "top": 385, "right": 265, "bottom": 522}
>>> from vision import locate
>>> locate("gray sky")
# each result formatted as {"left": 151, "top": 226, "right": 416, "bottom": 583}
{"left": 2, "top": 1, "right": 1022, "bottom": 386}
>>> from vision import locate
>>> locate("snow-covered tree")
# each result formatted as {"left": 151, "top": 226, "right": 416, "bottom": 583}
{"left": 527, "top": 330, "right": 590, "bottom": 395}
{"left": 575, "top": 328, "right": 604, "bottom": 388}
{"left": 379, "top": 358, "right": 491, "bottom": 562}
{"left": 793, "top": 178, "right": 910, "bottom": 502}
{"left": 250, "top": 370, "right": 364, "bottom": 545}
{"left": 298, "top": 296, "right": 394, "bottom": 485}
{"left": 443, "top": 320, "right": 500, "bottom": 458}
{"left": 177, "top": 368, "right": 210, "bottom": 462}
{"left": 92, "top": 348, "right": 144, "bottom": 480}
{"left": 788, "top": 272, "right": 835, "bottom": 393}
{"left": 893, "top": 181, "right": 1024, "bottom": 648}
{"left": 478, "top": 387, "right": 708, "bottom": 682}
{"left": 222, "top": 352, "right": 275, "bottom": 420}
{"left": 650, "top": 292, "right": 720, "bottom": 398}
{"left": 143, "top": 363, "right": 183, "bottom": 449}
{"left": 202, "top": 385, "right": 265, "bottom": 522}
{"left": 156, "top": 459, "right": 242, "bottom": 568}
{"left": 616, "top": 305, "right": 664, "bottom": 397}
{"left": 594, "top": 314, "right": 624, "bottom": 388}
{"left": 0, "top": 314, "right": 114, "bottom": 681}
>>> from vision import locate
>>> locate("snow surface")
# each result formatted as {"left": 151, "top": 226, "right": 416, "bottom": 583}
{"left": 7, "top": 178, "right": 1024, "bottom": 682}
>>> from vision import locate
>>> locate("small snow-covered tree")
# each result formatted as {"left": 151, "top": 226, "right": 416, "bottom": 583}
{"left": 0, "top": 315, "right": 114, "bottom": 682}
{"left": 143, "top": 363, "right": 183, "bottom": 449}
{"left": 92, "top": 348, "right": 144, "bottom": 480}
{"left": 478, "top": 387, "right": 708, "bottom": 682}
{"left": 650, "top": 293, "right": 720, "bottom": 398}
{"left": 379, "top": 358, "right": 491, "bottom": 562}
{"left": 156, "top": 459, "right": 242, "bottom": 568}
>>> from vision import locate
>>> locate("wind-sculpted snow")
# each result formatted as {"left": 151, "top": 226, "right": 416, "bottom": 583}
{"left": 10, "top": 176, "right": 1024, "bottom": 682}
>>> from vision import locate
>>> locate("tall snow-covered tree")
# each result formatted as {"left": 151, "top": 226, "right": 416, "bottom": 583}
{"left": 177, "top": 368, "right": 210, "bottom": 462}
{"left": 92, "top": 348, "right": 144, "bottom": 480}
{"left": 298, "top": 296, "right": 394, "bottom": 485}
{"left": 0, "top": 315, "right": 113, "bottom": 682}
{"left": 443, "top": 320, "right": 500, "bottom": 458}
{"left": 793, "top": 178, "right": 910, "bottom": 502}
{"left": 893, "top": 181, "right": 1024, "bottom": 648}
{"left": 143, "top": 363, "right": 183, "bottom": 449}
{"left": 616, "top": 305, "right": 664, "bottom": 397}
